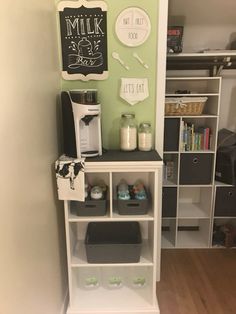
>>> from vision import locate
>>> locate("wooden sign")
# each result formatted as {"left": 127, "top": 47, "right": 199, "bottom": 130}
{"left": 58, "top": 0, "right": 108, "bottom": 81}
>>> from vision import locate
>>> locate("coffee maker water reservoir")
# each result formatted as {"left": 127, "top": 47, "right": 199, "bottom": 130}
{"left": 61, "top": 90, "right": 102, "bottom": 158}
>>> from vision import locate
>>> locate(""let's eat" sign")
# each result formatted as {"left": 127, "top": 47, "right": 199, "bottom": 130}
{"left": 58, "top": 0, "right": 108, "bottom": 81}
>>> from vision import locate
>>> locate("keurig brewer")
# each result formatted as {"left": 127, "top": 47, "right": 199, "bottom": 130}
{"left": 61, "top": 89, "right": 102, "bottom": 158}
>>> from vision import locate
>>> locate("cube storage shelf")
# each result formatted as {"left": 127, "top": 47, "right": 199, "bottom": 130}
{"left": 162, "top": 76, "right": 222, "bottom": 248}
{"left": 64, "top": 150, "right": 162, "bottom": 314}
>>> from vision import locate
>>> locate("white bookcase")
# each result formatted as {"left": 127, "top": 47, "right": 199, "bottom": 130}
{"left": 162, "top": 76, "right": 222, "bottom": 249}
{"left": 64, "top": 150, "right": 162, "bottom": 314}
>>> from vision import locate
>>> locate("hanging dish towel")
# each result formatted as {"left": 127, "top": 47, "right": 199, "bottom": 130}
{"left": 55, "top": 155, "right": 85, "bottom": 201}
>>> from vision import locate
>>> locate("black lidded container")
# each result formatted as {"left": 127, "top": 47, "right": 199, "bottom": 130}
{"left": 85, "top": 222, "right": 142, "bottom": 263}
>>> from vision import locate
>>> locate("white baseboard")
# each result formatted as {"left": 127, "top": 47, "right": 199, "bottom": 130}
{"left": 60, "top": 289, "right": 69, "bottom": 314}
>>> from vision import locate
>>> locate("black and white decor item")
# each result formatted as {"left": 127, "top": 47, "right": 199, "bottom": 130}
{"left": 58, "top": 0, "right": 108, "bottom": 81}
{"left": 55, "top": 157, "right": 85, "bottom": 201}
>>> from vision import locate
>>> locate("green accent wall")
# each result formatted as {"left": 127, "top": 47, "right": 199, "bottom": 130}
{"left": 57, "top": 0, "right": 160, "bottom": 149}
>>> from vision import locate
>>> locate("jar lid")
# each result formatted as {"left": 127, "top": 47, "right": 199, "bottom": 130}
{"left": 121, "top": 113, "right": 135, "bottom": 118}
{"left": 140, "top": 122, "right": 151, "bottom": 128}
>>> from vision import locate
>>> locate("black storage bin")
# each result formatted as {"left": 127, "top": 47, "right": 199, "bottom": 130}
{"left": 164, "top": 118, "right": 180, "bottom": 152}
{"left": 71, "top": 194, "right": 107, "bottom": 217}
{"left": 117, "top": 198, "right": 149, "bottom": 215}
{"left": 116, "top": 188, "right": 150, "bottom": 215}
{"left": 215, "top": 187, "right": 236, "bottom": 217}
{"left": 162, "top": 187, "right": 177, "bottom": 217}
{"left": 215, "top": 145, "right": 236, "bottom": 185}
{"left": 85, "top": 222, "right": 142, "bottom": 263}
{"left": 179, "top": 153, "right": 214, "bottom": 185}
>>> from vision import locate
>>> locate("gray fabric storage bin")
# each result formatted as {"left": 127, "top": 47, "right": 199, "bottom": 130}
{"left": 215, "top": 187, "right": 236, "bottom": 217}
{"left": 116, "top": 193, "right": 150, "bottom": 215}
{"left": 162, "top": 187, "right": 177, "bottom": 217}
{"left": 85, "top": 222, "right": 142, "bottom": 263}
{"left": 164, "top": 118, "right": 180, "bottom": 152}
{"left": 180, "top": 153, "right": 214, "bottom": 185}
{"left": 70, "top": 198, "right": 107, "bottom": 216}
{"left": 116, "top": 185, "right": 150, "bottom": 215}
{"left": 116, "top": 198, "right": 149, "bottom": 215}
{"left": 215, "top": 145, "right": 236, "bottom": 185}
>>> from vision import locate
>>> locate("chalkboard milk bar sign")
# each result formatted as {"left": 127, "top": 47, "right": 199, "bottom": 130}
{"left": 57, "top": 0, "right": 108, "bottom": 81}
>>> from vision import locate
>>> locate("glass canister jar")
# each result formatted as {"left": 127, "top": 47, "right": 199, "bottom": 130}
{"left": 120, "top": 113, "right": 137, "bottom": 151}
{"left": 138, "top": 122, "right": 152, "bottom": 151}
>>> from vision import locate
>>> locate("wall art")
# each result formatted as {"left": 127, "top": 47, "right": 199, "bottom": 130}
{"left": 112, "top": 52, "right": 130, "bottom": 70}
{"left": 120, "top": 78, "right": 149, "bottom": 106}
{"left": 133, "top": 52, "right": 149, "bottom": 69}
{"left": 115, "top": 7, "right": 151, "bottom": 47}
{"left": 58, "top": 0, "right": 108, "bottom": 81}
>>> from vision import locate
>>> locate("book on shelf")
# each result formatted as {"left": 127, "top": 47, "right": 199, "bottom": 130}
{"left": 180, "top": 122, "right": 211, "bottom": 151}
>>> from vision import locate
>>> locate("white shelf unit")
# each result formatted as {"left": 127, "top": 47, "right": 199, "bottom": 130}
{"left": 162, "top": 76, "right": 222, "bottom": 248}
{"left": 64, "top": 151, "right": 162, "bottom": 314}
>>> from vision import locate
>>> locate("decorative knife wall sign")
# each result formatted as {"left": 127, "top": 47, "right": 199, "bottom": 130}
{"left": 58, "top": 0, "right": 108, "bottom": 81}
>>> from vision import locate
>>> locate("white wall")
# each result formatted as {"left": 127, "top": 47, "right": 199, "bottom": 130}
{"left": 168, "top": 0, "right": 236, "bottom": 132}
{"left": 0, "top": 1, "right": 67, "bottom": 314}
{"left": 168, "top": 0, "right": 236, "bottom": 52}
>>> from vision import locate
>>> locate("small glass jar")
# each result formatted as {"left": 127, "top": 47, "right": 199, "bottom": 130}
{"left": 138, "top": 122, "right": 152, "bottom": 151}
{"left": 120, "top": 113, "right": 137, "bottom": 151}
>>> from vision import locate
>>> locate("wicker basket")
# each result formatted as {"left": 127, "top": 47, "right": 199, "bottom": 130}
{"left": 165, "top": 97, "right": 208, "bottom": 116}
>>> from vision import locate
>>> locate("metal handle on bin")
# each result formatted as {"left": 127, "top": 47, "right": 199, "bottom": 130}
{"left": 228, "top": 191, "right": 233, "bottom": 197}
{"left": 193, "top": 157, "right": 199, "bottom": 164}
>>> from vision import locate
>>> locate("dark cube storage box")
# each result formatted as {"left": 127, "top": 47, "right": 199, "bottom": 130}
{"left": 162, "top": 187, "right": 177, "bottom": 217}
{"left": 215, "top": 187, "right": 236, "bottom": 217}
{"left": 70, "top": 193, "right": 107, "bottom": 217}
{"left": 164, "top": 118, "right": 180, "bottom": 152}
{"left": 215, "top": 145, "right": 236, "bottom": 185}
{"left": 116, "top": 188, "right": 150, "bottom": 215}
{"left": 180, "top": 153, "right": 214, "bottom": 185}
{"left": 85, "top": 222, "right": 142, "bottom": 263}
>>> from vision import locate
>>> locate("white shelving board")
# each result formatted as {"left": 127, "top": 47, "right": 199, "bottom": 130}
{"left": 68, "top": 212, "right": 155, "bottom": 222}
{"left": 176, "top": 230, "right": 209, "bottom": 248}
{"left": 167, "top": 52, "right": 236, "bottom": 75}
{"left": 161, "top": 232, "right": 175, "bottom": 248}
{"left": 69, "top": 285, "right": 159, "bottom": 313}
{"left": 178, "top": 203, "right": 210, "bottom": 219}
{"left": 71, "top": 240, "right": 154, "bottom": 267}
